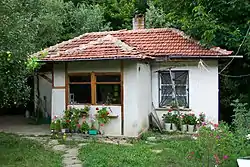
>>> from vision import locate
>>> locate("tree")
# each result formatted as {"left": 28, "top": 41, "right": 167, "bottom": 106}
{"left": 0, "top": 0, "right": 110, "bottom": 108}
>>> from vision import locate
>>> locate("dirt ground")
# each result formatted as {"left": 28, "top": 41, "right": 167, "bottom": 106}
{"left": 0, "top": 115, "right": 50, "bottom": 135}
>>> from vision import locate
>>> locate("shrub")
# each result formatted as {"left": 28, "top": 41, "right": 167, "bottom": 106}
{"left": 189, "top": 122, "right": 250, "bottom": 167}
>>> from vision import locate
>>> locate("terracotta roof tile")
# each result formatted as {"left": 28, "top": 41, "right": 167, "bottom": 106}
{"left": 34, "top": 28, "right": 233, "bottom": 61}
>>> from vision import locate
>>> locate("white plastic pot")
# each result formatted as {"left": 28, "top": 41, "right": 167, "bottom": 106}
{"left": 188, "top": 125, "right": 194, "bottom": 133}
{"left": 172, "top": 124, "right": 177, "bottom": 131}
{"left": 165, "top": 123, "right": 171, "bottom": 132}
{"left": 182, "top": 124, "right": 187, "bottom": 132}
{"left": 237, "top": 157, "right": 250, "bottom": 167}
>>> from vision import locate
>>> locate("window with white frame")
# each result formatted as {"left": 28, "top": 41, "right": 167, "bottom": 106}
{"left": 159, "top": 71, "right": 189, "bottom": 107}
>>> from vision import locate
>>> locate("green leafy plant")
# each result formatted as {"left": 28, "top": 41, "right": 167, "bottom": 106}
{"left": 181, "top": 114, "right": 189, "bottom": 125}
{"left": 50, "top": 121, "right": 56, "bottom": 130}
{"left": 162, "top": 111, "right": 172, "bottom": 123}
{"left": 80, "top": 122, "right": 90, "bottom": 132}
{"left": 96, "top": 107, "right": 110, "bottom": 125}
{"left": 186, "top": 113, "right": 197, "bottom": 125}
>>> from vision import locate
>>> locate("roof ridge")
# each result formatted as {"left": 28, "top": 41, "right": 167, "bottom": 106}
{"left": 62, "top": 34, "right": 136, "bottom": 55}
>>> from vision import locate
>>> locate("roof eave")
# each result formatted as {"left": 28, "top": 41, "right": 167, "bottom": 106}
{"left": 154, "top": 55, "right": 243, "bottom": 61}
{"left": 37, "top": 56, "right": 153, "bottom": 62}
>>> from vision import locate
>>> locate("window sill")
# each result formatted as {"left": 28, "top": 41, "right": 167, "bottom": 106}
{"left": 156, "top": 106, "right": 191, "bottom": 112}
{"left": 108, "top": 115, "right": 119, "bottom": 118}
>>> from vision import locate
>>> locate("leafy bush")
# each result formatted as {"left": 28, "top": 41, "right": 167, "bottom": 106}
{"left": 189, "top": 122, "right": 250, "bottom": 167}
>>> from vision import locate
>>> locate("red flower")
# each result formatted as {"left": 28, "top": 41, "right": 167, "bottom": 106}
{"left": 107, "top": 112, "right": 110, "bottom": 115}
{"left": 190, "top": 152, "right": 194, "bottom": 155}
{"left": 223, "top": 155, "right": 228, "bottom": 160}
{"left": 214, "top": 124, "right": 219, "bottom": 128}
{"left": 168, "top": 109, "right": 172, "bottom": 112}
{"left": 96, "top": 107, "right": 99, "bottom": 110}
{"left": 77, "top": 124, "right": 81, "bottom": 128}
{"left": 100, "top": 124, "right": 104, "bottom": 126}
{"left": 214, "top": 154, "right": 220, "bottom": 165}
{"left": 66, "top": 120, "right": 70, "bottom": 123}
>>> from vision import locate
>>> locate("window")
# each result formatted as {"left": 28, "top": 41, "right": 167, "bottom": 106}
{"left": 68, "top": 73, "right": 121, "bottom": 105}
{"left": 159, "top": 71, "right": 189, "bottom": 107}
{"left": 69, "top": 74, "right": 91, "bottom": 104}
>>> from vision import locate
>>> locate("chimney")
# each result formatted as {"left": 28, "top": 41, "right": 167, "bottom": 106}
{"left": 133, "top": 14, "right": 145, "bottom": 30}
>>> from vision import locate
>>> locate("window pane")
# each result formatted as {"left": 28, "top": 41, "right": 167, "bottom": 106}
{"left": 69, "top": 75, "right": 91, "bottom": 82}
{"left": 174, "top": 71, "right": 188, "bottom": 84}
{"left": 96, "top": 84, "right": 120, "bottom": 104}
{"left": 160, "top": 73, "right": 171, "bottom": 84}
{"left": 160, "top": 96, "right": 172, "bottom": 107}
{"left": 96, "top": 75, "right": 120, "bottom": 82}
{"left": 176, "top": 86, "right": 186, "bottom": 96}
{"left": 176, "top": 96, "right": 187, "bottom": 106}
{"left": 69, "top": 84, "right": 91, "bottom": 104}
{"left": 161, "top": 86, "right": 172, "bottom": 96}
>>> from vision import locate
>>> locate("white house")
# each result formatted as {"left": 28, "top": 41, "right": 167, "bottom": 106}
{"left": 33, "top": 17, "right": 234, "bottom": 137}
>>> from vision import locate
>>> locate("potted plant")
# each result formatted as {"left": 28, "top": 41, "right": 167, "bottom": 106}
{"left": 187, "top": 113, "right": 197, "bottom": 133}
{"left": 162, "top": 111, "right": 172, "bottom": 132}
{"left": 181, "top": 114, "right": 189, "bottom": 132}
{"left": 80, "top": 122, "right": 90, "bottom": 134}
{"left": 88, "top": 115, "right": 98, "bottom": 135}
{"left": 69, "top": 120, "right": 77, "bottom": 133}
{"left": 60, "top": 118, "right": 69, "bottom": 133}
{"left": 50, "top": 121, "right": 56, "bottom": 133}
{"left": 96, "top": 107, "right": 110, "bottom": 125}
{"left": 171, "top": 113, "right": 179, "bottom": 131}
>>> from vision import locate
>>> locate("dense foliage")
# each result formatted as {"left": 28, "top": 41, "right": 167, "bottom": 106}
{"left": 0, "top": 0, "right": 249, "bottom": 118}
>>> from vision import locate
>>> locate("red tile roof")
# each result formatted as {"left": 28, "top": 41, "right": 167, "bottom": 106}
{"left": 36, "top": 28, "right": 233, "bottom": 61}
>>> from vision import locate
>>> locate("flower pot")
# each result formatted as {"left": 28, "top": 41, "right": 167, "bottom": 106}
{"left": 172, "top": 124, "right": 177, "bottom": 131}
{"left": 188, "top": 125, "right": 194, "bottom": 133}
{"left": 88, "top": 129, "right": 98, "bottom": 135}
{"left": 61, "top": 129, "right": 66, "bottom": 133}
{"left": 237, "top": 157, "right": 250, "bottom": 167}
{"left": 164, "top": 123, "right": 171, "bottom": 132}
{"left": 182, "top": 124, "right": 187, "bottom": 132}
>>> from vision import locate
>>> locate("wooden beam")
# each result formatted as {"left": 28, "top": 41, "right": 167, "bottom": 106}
{"left": 120, "top": 60, "right": 124, "bottom": 135}
{"left": 39, "top": 73, "right": 52, "bottom": 83}
{"left": 91, "top": 72, "right": 96, "bottom": 105}
{"left": 53, "top": 86, "right": 65, "bottom": 89}
{"left": 52, "top": 63, "right": 54, "bottom": 88}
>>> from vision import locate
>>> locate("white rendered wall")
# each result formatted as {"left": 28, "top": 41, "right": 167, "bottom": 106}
{"left": 54, "top": 63, "right": 65, "bottom": 87}
{"left": 52, "top": 63, "right": 66, "bottom": 118}
{"left": 34, "top": 73, "right": 52, "bottom": 117}
{"left": 136, "top": 63, "right": 151, "bottom": 133}
{"left": 152, "top": 60, "right": 219, "bottom": 124}
{"left": 123, "top": 61, "right": 139, "bottom": 137}
{"left": 52, "top": 89, "right": 65, "bottom": 118}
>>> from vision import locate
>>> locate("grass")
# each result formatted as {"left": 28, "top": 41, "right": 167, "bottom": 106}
{"left": 0, "top": 132, "right": 62, "bottom": 167}
{"left": 78, "top": 138, "right": 202, "bottom": 167}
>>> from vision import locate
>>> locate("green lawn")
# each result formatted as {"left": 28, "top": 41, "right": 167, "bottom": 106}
{"left": 0, "top": 133, "right": 62, "bottom": 167}
{"left": 79, "top": 139, "right": 202, "bottom": 167}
